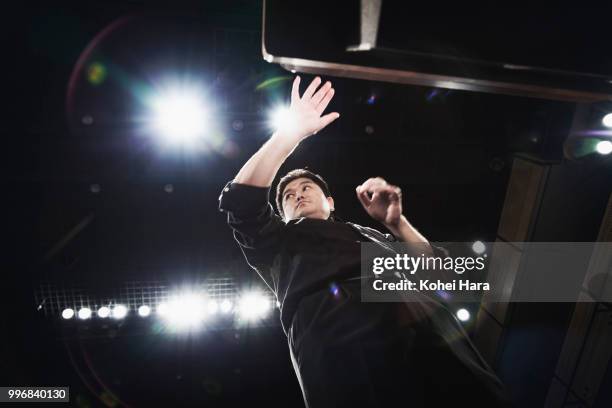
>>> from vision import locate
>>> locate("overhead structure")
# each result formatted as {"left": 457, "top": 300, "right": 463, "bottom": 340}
{"left": 262, "top": 0, "right": 612, "bottom": 102}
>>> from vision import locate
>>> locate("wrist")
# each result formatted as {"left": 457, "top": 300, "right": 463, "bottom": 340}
{"left": 269, "top": 131, "right": 302, "bottom": 157}
{"left": 271, "top": 131, "right": 302, "bottom": 151}
{"left": 384, "top": 215, "right": 407, "bottom": 237}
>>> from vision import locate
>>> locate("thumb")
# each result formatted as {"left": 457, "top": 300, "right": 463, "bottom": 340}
{"left": 385, "top": 201, "right": 402, "bottom": 225}
{"left": 317, "top": 112, "right": 340, "bottom": 132}
{"left": 291, "top": 76, "right": 300, "bottom": 105}
{"left": 356, "top": 187, "right": 371, "bottom": 209}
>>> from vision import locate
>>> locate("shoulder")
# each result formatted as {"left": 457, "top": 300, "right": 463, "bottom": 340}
{"left": 218, "top": 181, "right": 272, "bottom": 215}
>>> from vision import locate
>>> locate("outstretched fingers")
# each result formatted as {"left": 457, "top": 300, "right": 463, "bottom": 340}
{"left": 302, "top": 77, "right": 322, "bottom": 100}
{"left": 311, "top": 81, "right": 332, "bottom": 106}
{"left": 317, "top": 112, "right": 340, "bottom": 131}
{"left": 291, "top": 76, "right": 301, "bottom": 105}
{"left": 316, "top": 87, "right": 335, "bottom": 115}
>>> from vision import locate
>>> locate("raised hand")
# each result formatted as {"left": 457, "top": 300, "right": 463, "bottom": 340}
{"left": 281, "top": 76, "right": 340, "bottom": 142}
{"left": 356, "top": 177, "right": 403, "bottom": 228}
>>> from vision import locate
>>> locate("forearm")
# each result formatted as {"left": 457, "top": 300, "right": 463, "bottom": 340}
{"left": 233, "top": 131, "right": 300, "bottom": 187}
{"left": 385, "top": 215, "right": 434, "bottom": 256}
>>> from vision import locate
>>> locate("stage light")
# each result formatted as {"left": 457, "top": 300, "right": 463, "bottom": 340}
{"left": 269, "top": 106, "right": 297, "bottom": 134}
{"left": 596, "top": 140, "right": 612, "bottom": 155}
{"left": 220, "top": 299, "right": 233, "bottom": 314}
{"left": 237, "top": 292, "right": 271, "bottom": 321}
{"left": 112, "top": 304, "right": 128, "bottom": 319}
{"left": 149, "top": 89, "right": 207, "bottom": 146}
{"left": 159, "top": 293, "right": 206, "bottom": 328}
{"left": 62, "top": 308, "right": 74, "bottom": 319}
{"left": 472, "top": 241, "right": 486, "bottom": 255}
{"left": 97, "top": 306, "right": 110, "bottom": 318}
{"left": 456, "top": 308, "right": 471, "bottom": 322}
{"left": 207, "top": 300, "right": 218, "bottom": 315}
{"left": 602, "top": 113, "right": 612, "bottom": 128}
{"left": 138, "top": 305, "right": 151, "bottom": 317}
{"left": 157, "top": 302, "right": 168, "bottom": 316}
{"left": 78, "top": 307, "right": 92, "bottom": 320}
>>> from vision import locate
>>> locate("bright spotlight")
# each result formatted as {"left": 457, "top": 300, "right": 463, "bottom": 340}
{"left": 112, "top": 304, "right": 128, "bottom": 319}
{"left": 602, "top": 113, "right": 612, "bottom": 128}
{"left": 456, "top": 308, "right": 471, "bottom": 322}
{"left": 138, "top": 305, "right": 151, "bottom": 317}
{"left": 62, "top": 308, "right": 74, "bottom": 319}
{"left": 472, "top": 241, "right": 486, "bottom": 254}
{"left": 207, "top": 300, "right": 218, "bottom": 315}
{"left": 97, "top": 306, "right": 110, "bottom": 318}
{"left": 157, "top": 302, "right": 168, "bottom": 316}
{"left": 269, "top": 106, "right": 297, "bottom": 133}
{"left": 596, "top": 140, "right": 612, "bottom": 155}
{"left": 238, "top": 292, "right": 271, "bottom": 321}
{"left": 150, "top": 89, "right": 207, "bottom": 145}
{"left": 159, "top": 293, "right": 206, "bottom": 328}
{"left": 220, "top": 299, "right": 233, "bottom": 314}
{"left": 78, "top": 307, "right": 92, "bottom": 320}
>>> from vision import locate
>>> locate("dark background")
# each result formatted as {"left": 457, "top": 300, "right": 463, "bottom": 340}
{"left": 6, "top": 1, "right": 610, "bottom": 407}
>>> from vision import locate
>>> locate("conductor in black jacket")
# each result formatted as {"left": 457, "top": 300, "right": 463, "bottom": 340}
{"left": 219, "top": 76, "right": 511, "bottom": 407}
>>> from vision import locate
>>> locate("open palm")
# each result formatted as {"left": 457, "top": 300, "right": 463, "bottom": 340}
{"left": 285, "top": 76, "right": 340, "bottom": 141}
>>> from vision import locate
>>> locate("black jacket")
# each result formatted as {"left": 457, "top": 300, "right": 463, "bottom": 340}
{"left": 219, "top": 181, "right": 511, "bottom": 407}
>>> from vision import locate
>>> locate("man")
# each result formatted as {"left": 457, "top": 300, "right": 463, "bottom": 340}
{"left": 219, "top": 76, "right": 510, "bottom": 407}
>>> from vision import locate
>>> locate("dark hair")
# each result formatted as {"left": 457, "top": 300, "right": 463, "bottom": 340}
{"left": 275, "top": 169, "right": 332, "bottom": 219}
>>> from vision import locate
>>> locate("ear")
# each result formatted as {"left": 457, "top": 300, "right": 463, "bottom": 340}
{"left": 327, "top": 196, "right": 335, "bottom": 212}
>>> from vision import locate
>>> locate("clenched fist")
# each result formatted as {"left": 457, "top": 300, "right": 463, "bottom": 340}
{"left": 356, "top": 177, "right": 403, "bottom": 228}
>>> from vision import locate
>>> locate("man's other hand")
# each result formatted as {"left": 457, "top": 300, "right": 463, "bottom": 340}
{"left": 356, "top": 177, "right": 403, "bottom": 228}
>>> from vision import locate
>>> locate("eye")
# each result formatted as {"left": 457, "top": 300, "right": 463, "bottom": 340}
{"left": 285, "top": 193, "right": 294, "bottom": 200}
{"left": 303, "top": 185, "right": 311, "bottom": 191}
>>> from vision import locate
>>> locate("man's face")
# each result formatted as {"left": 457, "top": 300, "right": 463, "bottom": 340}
{"left": 281, "top": 177, "right": 335, "bottom": 222}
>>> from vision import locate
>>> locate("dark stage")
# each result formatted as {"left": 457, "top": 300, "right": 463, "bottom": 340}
{"left": 6, "top": 1, "right": 612, "bottom": 407}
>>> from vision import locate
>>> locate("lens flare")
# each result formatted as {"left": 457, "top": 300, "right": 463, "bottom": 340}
{"left": 87, "top": 62, "right": 107, "bottom": 85}
{"left": 596, "top": 140, "right": 612, "bottom": 155}
{"left": 456, "top": 308, "right": 471, "bottom": 322}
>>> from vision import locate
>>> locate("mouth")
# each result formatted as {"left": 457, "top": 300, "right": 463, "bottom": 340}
{"left": 296, "top": 201, "right": 309, "bottom": 209}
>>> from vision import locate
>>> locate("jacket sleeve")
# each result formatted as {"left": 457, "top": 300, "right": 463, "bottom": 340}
{"left": 218, "top": 181, "right": 285, "bottom": 294}
{"left": 383, "top": 231, "right": 449, "bottom": 259}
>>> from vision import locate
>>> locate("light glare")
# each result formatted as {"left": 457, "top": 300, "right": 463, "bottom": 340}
{"left": 138, "top": 305, "right": 151, "bottom": 317}
{"left": 112, "top": 304, "right": 128, "bottom": 319}
{"left": 270, "top": 106, "right": 297, "bottom": 133}
{"left": 220, "top": 299, "right": 233, "bottom": 314}
{"left": 472, "top": 241, "right": 486, "bottom": 254}
{"left": 150, "top": 89, "right": 207, "bottom": 145}
{"left": 159, "top": 293, "right": 207, "bottom": 328}
{"left": 97, "top": 306, "right": 110, "bottom": 318}
{"left": 595, "top": 140, "right": 612, "bottom": 155}
{"left": 238, "top": 292, "right": 271, "bottom": 321}
{"left": 78, "top": 307, "right": 92, "bottom": 320}
{"left": 456, "top": 308, "right": 471, "bottom": 322}
{"left": 62, "top": 308, "right": 74, "bottom": 319}
{"left": 207, "top": 300, "right": 218, "bottom": 315}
